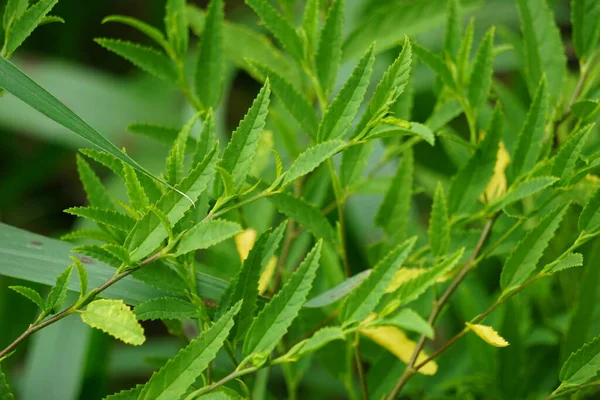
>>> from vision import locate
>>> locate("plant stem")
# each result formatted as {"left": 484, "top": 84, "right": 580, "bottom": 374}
{"left": 184, "top": 366, "right": 258, "bottom": 400}
{"left": 353, "top": 333, "right": 369, "bottom": 399}
{"left": 543, "top": 380, "right": 600, "bottom": 400}
{"left": 327, "top": 159, "right": 350, "bottom": 276}
{"left": 386, "top": 217, "right": 495, "bottom": 399}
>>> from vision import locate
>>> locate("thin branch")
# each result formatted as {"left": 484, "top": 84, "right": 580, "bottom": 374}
{"left": 353, "top": 334, "right": 369, "bottom": 399}
{"left": 184, "top": 366, "right": 258, "bottom": 400}
{"left": 543, "top": 380, "right": 600, "bottom": 400}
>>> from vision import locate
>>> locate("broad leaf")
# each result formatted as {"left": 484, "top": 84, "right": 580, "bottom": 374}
{"left": 560, "top": 335, "right": 600, "bottom": 386}
{"left": 315, "top": 0, "right": 344, "bottom": 95}
{"left": 9, "top": 285, "right": 45, "bottom": 309}
{"left": 243, "top": 241, "right": 322, "bottom": 356}
{"left": 467, "top": 27, "right": 495, "bottom": 109}
{"left": 304, "top": 269, "right": 372, "bottom": 308}
{"left": 2, "top": 0, "right": 58, "bottom": 57}
{"left": 80, "top": 299, "right": 145, "bottom": 345}
{"left": 195, "top": 0, "right": 224, "bottom": 109}
{"left": 429, "top": 182, "right": 450, "bottom": 257}
{"left": 283, "top": 140, "right": 345, "bottom": 187}
{"left": 135, "top": 297, "right": 199, "bottom": 320}
{"left": 174, "top": 219, "right": 242, "bottom": 256}
{"left": 278, "top": 327, "right": 345, "bottom": 362}
{"left": 571, "top": 0, "right": 600, "bottom": 64}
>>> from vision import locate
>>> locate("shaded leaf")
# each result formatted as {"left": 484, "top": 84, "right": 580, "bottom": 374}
{"left": 65, "top": 207, "right": 135, "bottom": 232}
{"left": 467, "top": 27, "right": 495, "bottom": 109}
{"left": 429, "top": 182, "right": 450, "bottom": 257}
{"left": 486, "top": 176, "right": 559, "bottom": 214}
{"left": 571, "top": 0, "right": 600, "bottom": 63}
{"left": 45, "top": 265, "right": 74, "bottom": 313}
{"left": 76, "top": 154, "right": 115, "bottom": 210}
{"left": 315, "top": 0, "right": 344, "bottom": 95}
{"left": 279, "top": 327, "right": 345, "bottom": 362}
{"left": 135, "top": 297, "right": 199, "bottom": 320}
{"left": 368, "top": 308, "right": 434, "bottom": 339}
{"left": 101, "top": 15, "right": 170, "bottom": 52}
{"left": 579, "top": 187, "right": 600, "bottom": 233}
{"left": 0, "top": 365, "right": 14, "bottom": 400}
{"left": 165, "top": 0, "right": 188, "bottom": 57}
{"left": 412, "top": 41, "right": 457, "bottom": 92}
{"left": 9, "top": 285, "right": 45, "bottom": 309}
{"left": 304, "top": 269, "right": 372, "bottom": 308}
{"left": 174, "top": 219, "right": 242, "bottom": 256}
{"left": 127, "top": 123, "right": 181, "bottom": 147}
{"left": 2, "top": 0, "right": 58, "bottom": 57}
{"left": 195, "top": 0, "right": 224, "bottom": 109}
{"left": 552, "top": 124, "right": 593, "bottom": 185}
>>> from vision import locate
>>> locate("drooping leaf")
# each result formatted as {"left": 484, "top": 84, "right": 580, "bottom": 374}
{"left": 2, "top": 0, "right": 58, "bottom": 57}
{"left": 94, "top": 38, "right": 178, "bottom": 83}
{"left": 45, "top": 264, "right": 74, "bottom": 314}
{"left": 76, "top": 154, "right": 115, "bottom": 210}
{"left": 429, "top": 182, "right": 450, "bottom": 257}
{"left": 9, "top": 285, "right": 45, "bottom": 309}
{"left": 283, "top": 140, "right": 345, "bottom": 187}
{"left": 219, "top": 81, "right": 270, "bottom": 190}
{"left": 80, "top": 299, "right": 145, "bottom": 345}
{"left": 542, "top": 252, "right": 584, "bottom": 274}
{"left": 501, "top": 203, "right": 569, "bottom": 292}
{"left": 552, "top": 124, "right": 593, "bottom": 185}
{"left": 466, "top": 323, "right": 510, "bottom": 347}
{"left": 164, "top": 0, "right": 189, "bottom": 57}
{"left": 304, "top": 269, "right": 372, "bottom": 308}
{"left": 243, "top": 241, "right": 322, "bottom": 357}
{"left": 467, "top": 27, "right": 495, "bottom": 109}
{"left": 0, "top": 365, "right": 14, "bottom": 400}
{"left": 101, "top": 15, "right": 171, "bottom": 52}
{"left": 486, "top": 176, "right": 559, "bottom": 214}
{"left": 65, "top": 207, "right": 135, "bottom": 232}
{"left": 341, "top": 238, "right": 416, "bottom": 325}
{"left": 134, "top": 297, "right": 199, "bottom": 320}
{"left": 571, "top": 0, "right": 600, "bottom": 64}
{"left": 368, "top": 308, "right": 434, "bottom": 339}
{"left": 560, "top": 335, "right": 600, "bottom": 386}
{"left": 315, "top": 0, "right": 344, "bottom": 95}
{"left": 449, "top": 105, "right": 503, "bottom": 215}
{"left": 412, "top": 41, "right": 457, "bottom": 92}
{"left": 517, "top": 0, "right": 566, "bottom": 100}
{"left": 317, "top": 44, "right": 375, "bottom": 142}
{"left": 278, "top": 327, "right": 346, "bottom": 362}
{"left": 195, "top": 0, "right": 224, "bottom": 109}
{"left": 269, "top": 193, "right": 337, "bottom": 244}
{"left": 174, "top": 219, "right": 241, "bottom": 256}
{"left": 579, "top": 187, "right": 600, "bottom": 234}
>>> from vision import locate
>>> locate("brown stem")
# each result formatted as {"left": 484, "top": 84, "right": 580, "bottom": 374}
{"left": 543, "top": 380, "right": 600, "bottom": 400}
{"left": 353, "top": 334, "right": 369, "bottom": 399}
{"left": 184, "top": 366, "right": 258, "bottom": 400}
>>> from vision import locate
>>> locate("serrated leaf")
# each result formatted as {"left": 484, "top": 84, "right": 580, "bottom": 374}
{"left": 219, "top": 81, "right": 270, "bottom": 190}
{"left": 73, "top": 244, "right": 124, "bottom": 269}
{"left": 341, "top": 238, "right": 416, "bottom": 325}
{"left": 80, "top": 299, "right": 145, "bottom": 345}
{"left": 9, "top": 285, "right": 45, "bottom": 309}
{"left": 166, "top": 114, "right": 199, "bottom": 186}
{"left": 215, "top": 166, "right": 236, "bottom": 198}
{"left": 101, "top": 15, "right": 171, "bottom": 53}
{"left": 484, "top": 141, "right": 510, "bottom": 202}
{"left": 134, "top": 297, "right": 199, "bottom": 320}
{"left": 456, "top": 17, "right": 475, "bottom": 85}
{"left": 195, "top": 0, "right": 224, "bottom": 109}
{"left": 193, "top": 111, "right": 217, "bottom": 167}
{"left": 486, "top": 176, "right": 559, "bottom": 214}
{"left": 122, "top": 162, "right": 149, "bottom": 211}
{"left": 279, "top": 327, "right": 345, "bottom": 362}
{"left": 560, "top": 335, "right": 600, "bottom": 386}
{"left": 174, "top": 219, "right": 241, "bottom": 256}
{"left": 517, "top": 0, "right": 566, "bottom": 100}
{"left": 366, "top": 119, "right": 434, "bottom": 145}
{"left": 165, "top": 0, "right": 188, "bottom": 57}
{"left": 552, "top": 124, "right": 593, "bottom": 185}
{"left": 375, "top": 148, "right": 413, "bottom": 239}
{"left": 138, "top": 302, "right": 241, "bottom": 400}
{"left": 572, "top": 100, "right": 600, "bottom": 121}
{"left": 449, "top": 105, "right": 503, "bottom": 215}
{"left": 315, "top": 0, "right": 344, "bottom": 95}
{"left": 501, "top": 203, "right": 569, "bottom": 292}
{"left": 128, "top": 147, "right": 218, "bottom": 261}
{"left": 466, "top": 323, "right": 509, "bottom": 347}
{"left": 412, "top": 41, "right": 457, "bottom": 92}
{"left": 3, "top": 0, "right": 28, "bottom": 30}
{"left": 579, "top": 187, "right": 600, "bottom": 234}
{"left": 394, "top": 248, "right": 464, "bottom": 307}
{"left": 245, "top": 0, "right": 303, "bottom": 62}
{"left": 571, "top": 0, "right": 600, "bottom": 64}
{"left": 127, "top": 123, "right": 181, "bottom": 147}
{"left": 102, "top": 384, "right": 144, "bottom": 400}
{"left": 251, "top": 62, "right": 318, "bottom": 139}
{"left": 340, "top": 141, "right": 374, "bottom": 188}
{"left": 71, "top": 256, "right": 88, "bottom": 295}
{"left": 0, "top": 364, "right": 14, "bottom": 400}
{"left": 317, "top": 44, "right": 375, "bottom": 142}
{"left": 444, "top": 0, "right": 461, "bottom": 59}
{"left": 76, "top": 154, "right": 115, "bottom": 210}
{"left": 368, "top": 308, "right": 434, "bottom": 339}
{"left": 429, "top": 182, "right": 450, "bottom": 257}
{"left": 39, "top": 15, "right": 63, "bottom": 25}
{"left": 261, "top": 220, "right": 287, "bottom": 269}
{"left": 283, "top": 140, "right": 345, "bottom": 187}
{"left": 304, "top": 269, "right": 372, "bottom": 308}
{"left": 2, "top": 0, "right": 58, "bottom": 57}
{"left": 45, "top": 265, "right": 74, "bottom": 314}
{"left": 269, "top": 193, "right": 337, "bottom": 244}
{"left": 234, "top": 228, "right": 258, "bottom": 261}
{"left": 243, "top": 241, "right": 322, "bottom": 356}
{"left": 543, "top": 252, "right": 583, "bottom": 274}
{"left": 94, "top": 38, "right": 178, "bottom": 83}
{"left": 65, "top": 207, "right": 135, "bottom": 232}
{"left": 467, "top": 27, "right": 495, "bottom": 109}
{"left": 386, "top": 268, "right": 427, "bottom": 293}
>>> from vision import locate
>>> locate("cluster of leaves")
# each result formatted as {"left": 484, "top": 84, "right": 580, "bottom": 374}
{"left": 1, "top": 0, "right": 600, "bottom": 399}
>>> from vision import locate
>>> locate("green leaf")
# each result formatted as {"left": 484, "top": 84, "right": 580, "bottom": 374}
{"left": 304, "top": 269, "right": 372, "bottom": 308}
{"left": 101, "top": 15, "right": 171, "bottom": 53}
{"left": 174, "top": 219, "right": 242, "bottom": 256}
{"left": 165, "top": 0, "right": 189, "bottom": 57}
{"left": 517, "top": 0, "right": 566, "bottom": 100}
{"left": 552, "top": 124, "right": 593, "bottom": 185}
{"left": 444, "top": 0, "right": 461, "bottom": 59}
{"left": 3, "top": 0, "right": 28, "bottom": 30}
{"left": 412, "top": 41, "right": 457, "bottom": 92}
{"left": 560, "top": 335, "right": 600, "bottom": 386}
{"left": 261, "top": 220, "right": 287, "bottom": 270}
{"left": 486, "top": 177, "right": 559, "bottom": 214}
{"left": 370, "top": 308, "right": 434, "bottom": 338}
{"left": 394, "top": 248, "right": 464, "bottom": 307}
{"left": 61, "top": 229, "right": 115, "bottom": 244}
{"left": 500, "top": 203, "right": 569, "bottom": 292}
{"left": 193, "top": 111, "right": 217, "bottom": 166}
{"left": 0, "top": 365, "right": 14, "bottom": 400}
{"left": 73, "top": 244, "right": 124, "bottom": 269}
{"left": 122, "top": 162, "right": 150, "bottom": 211}
{"left": 243, "top": 241, "right": 322, "bottom": 357}
{"left": 315, "top": 0, "right": 344, "bottom": 95}
{"left": 166, "top": 114, "right": 199, "bottom": 186}
{"left": 543, "top": 253, "right": 584, "bottom": 275}
{"left": 317, "top": 44, "right": 375, "bottom": 142}
{"left": 456, "top": 18, "right": 475, "bottom": 85}
{"left": 572, "top": 100, "right": 600, "bottom": 121}
{"left": 134, "top": 297, "right": 199, "bottom": 320}
{"left": 80, "top": 299, "right": 145, "bottom": 345}
{"left": 9, "top": 285, "right": 45, "bottom": 309}
{"left": 579, "top": 187, "right": 600, "bottom": 234}
{"left": 269, "top": 193, "right": 337, "bottom": 244}
{"left": 76, "top": 154, "right": 115, "bottom": 210}
{"left": 283, "top": 140, "right": 345, "bottom": 187}
{"left": 251, "top": 62, "right": 318, "bottom": 140}
{"left": 127, "top": 123, "right": 181, "bottom": 147}
{"left": 195, "top": 0, "right": 224, "bottom": 109}
{"left": 467, "top": 27, "right": 495, "bottom": 109}
{"left": 302, "top": 0, "right": 319, "bottom": 58}
{"left": 279, "top": 327, "right": 346, "bottom": 362}
{"left": 571, "top": 0, "right": 600, "bottom": 64}
{"left": 340, "top": 142, "right": 374, "bottom": 188}
{"left": 65, "top": 207, "right": 135, "bottom": 232}
{"left": 365, "top": 119, "right": 434, "bottom": 145}
{"left": 94, "top": 38, "right": 178, "bottom": 83}
{"left": 375, "top": 148, "right": 413, "bottom": 239}
{"left": 0, "top": 57, "right": 175, "bottom": 194}
{"left": 128, "top": 146, "right": 218, "bottom": 261}
{"left": 429, "top": 182, "right": 450, "bottom": 257}
{"left": 244, "top": 0, "right": 303, "bottom": 62}
{"left": 219, "top": 81, "right": 270, "bottom": 189}
{"left": 72, "top": 256, "right": 88, "bottom": 295}
{"left": 103, "top": 384, "right": 144, "bottom": 400}
{"left": 449, "top": 105, "right": 503, "bottom": 215}
{"left": 341, "top": 238, "right": 416, "bottom": 325}
{"left": 138, "top": 301, "right": 241, "bottom": 400}
{"left": 215, "top": 166, "right": 236, "bottom": 198}
{"left": 45, "top": 265, "right": 74, "bottom": 314}
{"left": 2, "top": 0, "right": 58, "bottom": 58}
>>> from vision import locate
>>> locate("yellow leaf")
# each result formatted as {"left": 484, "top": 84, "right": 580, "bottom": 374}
{"left": 234, "top": 228, "right": 257, "bottom": 261}
{"left": 465, "top": 322, "right": 509, "bottom": 347}
{"left": 386, "top": 268, "right": 427, "bottom": 293}
{"left": 483, "top": 141, "right": 510, "bottom": 202}
{"left": 258, "top": 256, "right": 278, "bottom": 295}
{"left": 360, "top": 326, "right": 438, "bottom": 375}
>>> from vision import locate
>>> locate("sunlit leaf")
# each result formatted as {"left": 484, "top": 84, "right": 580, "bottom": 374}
{"left": 80, "top": 299, "right": 145, "bottom": 345}
{"left": 466, "top": 323, "right": 510, "bottom": 347}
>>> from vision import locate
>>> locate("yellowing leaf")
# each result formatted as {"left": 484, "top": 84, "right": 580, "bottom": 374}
{"left": 360, "top": 326, "right": 438, "bottom": 375}
{"left": 386, "top": 268, "right": 427, "bottom": 293}
{"left": 466, "top": 322, "right": 509, "bottom": 347}
{"left": 234, "top": 228, "right": 258, "bottom": 261}
{"left": 258, "top": 256, "right": 278, "bottom": 295}
{"left": 483, "top": 141, "right": 510, "bottom": 202}
{"left": 80, "top": 299, "right": 145, "bottom": 346}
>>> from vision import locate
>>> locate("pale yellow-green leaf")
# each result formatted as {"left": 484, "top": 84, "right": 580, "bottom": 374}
{"left": 80, "top": 299, "right": 145, "bottom": 346}
{"left": 466, "top": 322, "right": 509, "bottom": 347}
{"left": 258, "top": 256, "right": 278, "bottom": 295}
{"left": 483, "top": 141, "right": 510, "bottom": 202}
{"left": 385, "top": 268, "right": 427, "bottom": 293}
{"left": 234, "top": 228, "right": 258, "bottom": 261}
